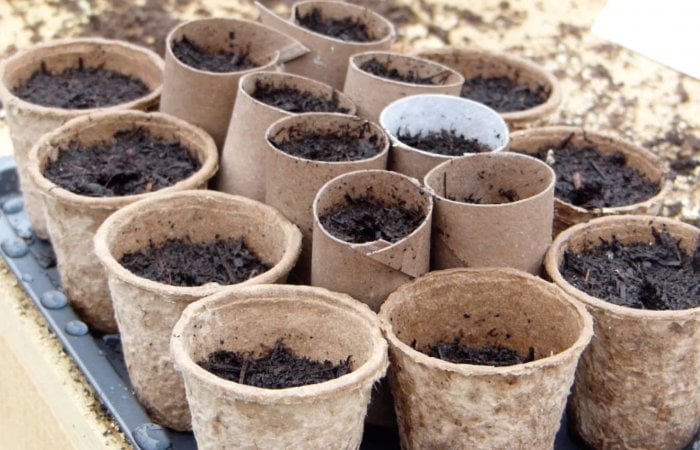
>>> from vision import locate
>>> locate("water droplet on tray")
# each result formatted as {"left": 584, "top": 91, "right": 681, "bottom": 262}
{"left": 133, "top": 423, "right": 172, "bottom": 450}
{"left": 2, "top": 196, "right": 23, "bottom": 214}
{"left": 40, "top": 290, "right": 68, "bottom": 309}
{"left": 1, "top": 238, "right": 29, "bottom": 258}
{"left": 65, "top": 320, "right": 89, "bottom": 336}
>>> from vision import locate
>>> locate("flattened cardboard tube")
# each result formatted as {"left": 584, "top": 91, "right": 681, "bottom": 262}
{"left": 544, "top": 216, "right": 700, "bottom": 450}
{"left": 94, "top": 191, "right": 301, "bottom": 431}
{"left": 424, "top": 152, "right": 555, "bottom": 274}
{"left": 218, "top": 71, "right": 356, "bottom": 201}
{"left": 0, "top": 38, "right": 164, "bottom": 239}
{"left": 379, "top": 268, "right": 593, "bottom": 449}
{"left": 159, "top": 18, "right": 308, "bottom": 148}
{"left": 343, "top": 51, "right": 463, "bottom": 123}
{"left": 265, "top": 113, "right": 389, "bottom": 282}
{"left": 256, "top": 0, "right": 395, "bottom": 89}
{"left": 27, "top": 111, "right": 218, "bottom": 332}
{"left": 379, "top": 94, "right": 509, "bottom": 181}
{"left": 170, "top": 284, "right": 388, "bottom": 449}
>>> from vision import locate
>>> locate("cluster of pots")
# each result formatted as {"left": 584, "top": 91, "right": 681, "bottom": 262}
{"left": 0, "top": 1, "right": 696, "bottom": 449}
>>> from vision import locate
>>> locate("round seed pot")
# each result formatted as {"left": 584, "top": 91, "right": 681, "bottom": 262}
{"left": 424, "top": 152, "right": 555, "bottom": 274}
{"left": 94, "top": 190, "right": 301, "bottom": 431}
{"left": 379, "top": 268, "right": 593, "bottom": 449}
{"left": 27, "top": 111, "right": 218, "bottom": 332}
{"left": 379, "top": 94, "right": 509, "bottom": 181}
{"left": 218, "top": 71, "right": 356, "bottom": 201}
{"left": 0, "top": 38, "right": 164, "bottom": 239}
{"left": 256, "top": 0, "right": 396, "bottom": 90}
{"left": 343, "top": 51, "right": 463, "bottom": 123}
{"left": 544, "top": 215, "right": 700, "bottom": 450}
{"left": 160, "top": 18, "right": 308, "bottom": 148}
{"left": 170, "top": 284, "right": 388, "bottom": 449}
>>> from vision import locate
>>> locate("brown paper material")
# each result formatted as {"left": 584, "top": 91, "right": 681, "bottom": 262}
{"left": 170, "top": 284, "right": 388, "bottom": 448}
{"left": 27, "top": 111, "right": 218, "bottom": 332}
{"left": 0, "top": 38, "right": 164, "bottom": 239}
{"left": 256, "top": 0, "right": 396, "bottom": 89}
{"left": 159, "top": 18, "right": 308, "bottom": 148}
{"left": 218, "top": 71, "right": 356, "bottom": 201}
{"left": 544, "top": 215, "right": 700, "bottom": 450}
{"left": 509, "top": 126, "right": 672, "bottom": 236}
{"left": 94, "top": 190, "right": 302, "bottom": 431}
{"left": 424, "top": 153, "right": 554, "bottom": 274}
{"left": 265, "top": 113, "right": 389, "bottom": 281}
{"left": 379, "top": 94, "right": 509, "bottom": 181}
{"left": 343, "top": 51, "right": 463, "bottom": 123}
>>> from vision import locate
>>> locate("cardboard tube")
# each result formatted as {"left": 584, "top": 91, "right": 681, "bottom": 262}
{"left": 0, "top": 38, "right": 164, "bottom": 239}
{"left": 27, "top": 111, "right": 218, "bottom": 332}
{"left": 159, "top": 18, "right": 308, "bottom": 148}
{"left": 379, "top": 94, "right": 509, "bottom": 181}
{"left": 256, "top": 0, "right": 396, "bottom": 90}
{"left": 379, "top": 268, "right": 593, "bottom": 449}
{"left": 170, "top": 284, "right": 388, "bottom": 449}
{"left": 94, "top": 190, "right": 301, "bottom": 431}
{"left": 218, "top": 71, "right": 356, "bottom": 201}
{"left": 544, "top": 215, "right": 700, "bottom": 450}
{"left": 424, "top": 152, "right": 554, "bottom": 274}
{"left": 343, "top": 51, "right": 463, "bottom": 123}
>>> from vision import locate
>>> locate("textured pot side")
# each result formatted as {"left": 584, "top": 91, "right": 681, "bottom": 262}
{"left": 170, "top": 284, "right": 388, "bottom": 449}
{"left": 27, "top": 111, "right": 218, "bottom": 333}
{"left": 0, "top": 38, "right": 164, "bottom": 239}
{"left": 544, "top": 215, "right": 700, "bottom": 450}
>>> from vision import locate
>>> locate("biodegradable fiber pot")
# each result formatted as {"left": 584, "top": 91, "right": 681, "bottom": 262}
{"left": 379, "top": 94, "right": 509, "bottom": 181}
{"left": 256, "top": 0, "right": 396, "bottom": 90}
{"left": 27, "top": 111, "right": 218, "bottom": 332}
{"left": 94, "top": 190, "right": 302, "bottom": 431}
{"left": 424, "top": 152, "right": 555, "bottom": 274}
{"left": 0, "top": 38, "right": 164, "bottom": 239}
{"left": 170, "top": 284, "right": 388, "bottom": 449}
{"left": 218, "top": 71, "right": 356, "bottom": 201}
{"left": 379, "top": 268, "right": 593, "bottom": 449}
{"left": 160, "top": 18, "right": 308, "bottom": 148}
{"left": 545, "top": 215, "right": 700, "bottom": 450}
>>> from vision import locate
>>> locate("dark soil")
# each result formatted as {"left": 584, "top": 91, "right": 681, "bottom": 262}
{"left": 14, "top": 59, "right": 150, "bottom": 109}
{"left": 320, "top": 195, "right": 425, "bottom": 243}
{"left": 171, "top": 34, "right": 258, "bottom": 73}
{"left": 251, "top": 81, "right": 349, "bottom": 113}
{"left": 120, "top": 236, "right": 270, "bottom": 287}
{"left": 296, "top": 7, "right": 372, "bottom": 42}
{"left": 270, "top": 123, "right": 382, "bottom": 162}
{"left": 198, "top": 339, "right": 352, "bottom": 389}
{"left": 397, "top": 129, "right": 491, "bottom": 156}
{"left": 670, "top": 157, "right": 700, "bottom": 175}
{"left": 461, "top": 76, "right": 548, "bottom": 112}
{"left": 561, "top": 228, "right": 700, "bottom": 311}
{"left": 44, "top": 128, "right": 200, "bottom": 197}
{"left": 450, "top": 189, "right": 520, "bottom": 204}
{"left": 426, "top": 339, "right": 535, "bottom": 367}
{"left": 359, "top": 58, "right": 449, "bottom": 85}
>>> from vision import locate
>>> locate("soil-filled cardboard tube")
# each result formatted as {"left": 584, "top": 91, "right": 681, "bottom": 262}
{"left": 170, "top": 284, "right": 388, "bottom": 449}
{"left": 0, "top": 38, "right": 164, "bottom": 239}
{"left": 509, "top": 126, "right": 672, "bottom": 236}
{"left": 218, "top": 71, "right": 356, "bottom": 201}
{"left": 343, "top": 51, "right": 463, "bottom": 123}
{"left": 27, "top": 111, "right": 218, "bottom": 333}
{"left": 544, "top": 215, "right": 700, "bottom": 450}
{"left": 379, "top": 94, "right": 509, "bottom": 181}
{"left": 379, "top": 268, "right": 593, "bottom": 449}
{"left": 265, "top": 113, "right": 389, "bottom": 282}
{"left": 256, "top": 0, "right": 396, "bottom": 90}
{"left": 159, "top": 18, "right": 308, "bottom": 148}
{"left": 424, "top": 152, "right": 554, "bottom": 274}
{"left": 94, "top": 190, "right": 301, "bottom": 431}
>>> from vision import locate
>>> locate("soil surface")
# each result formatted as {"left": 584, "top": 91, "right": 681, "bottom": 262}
{"left": 397, "top": 129, "right": 491, "bottom": 156}
{"left": 359, "top": 58, "right": 446, "bottom": 85}
{"left": 252, "top": 81, "right": 350, "bottom": 113}
{"left": 561, "top": 228, "right": 700, "bottom": 310}
{"left": 450, "top": 188, "right": 520, "bottom": 204}
{"left": 426, "top": 339, "right": 535, "bottom": 367}
{"left": 198, "top": 339, "right": 352, "bottom": 389}
{"left": 14, "top": 59, "right": 150, "bottom": 109}
{"left": 270, "top": 123, "right": 382, "bottom": 162}
{"left": 461, "top": 76, "right": 548, "bottom": 112}
{"left": 171, "top": 34, "right": 258, "bottom": 72}
{"left": 44, "top": 128, "right": 200, "bottom": 197}
{"left": 296, "top": 7, "right": 372, "bottom": 42}
{"left": 120, "top": 237, "right": 270, "bottom": 287}
{"left": 320, "top": 195, "right": 425, "bottom": 243}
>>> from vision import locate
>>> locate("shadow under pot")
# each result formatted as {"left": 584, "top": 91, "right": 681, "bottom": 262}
{"left": 379, "top": 268, "right": 593, "bottom": 449}
{"left": 0, "top": 37, "right": 164, "bottom": 239}
{"left": 379, "top": 94, "right": 509, "bottom": 181}
{"left": 26, "top": 111, "right": 219, "bottom": 332}
{"left": 544, "top": 215, "right": 700, "bottom": 450}
{"left": 94, "top": 190, "right": 302, "bottom": 431}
